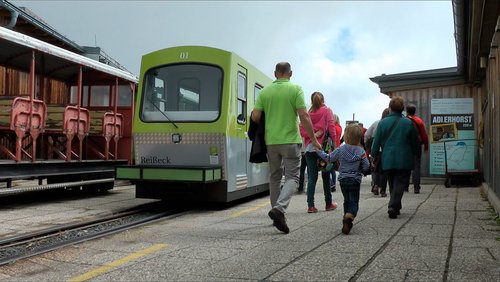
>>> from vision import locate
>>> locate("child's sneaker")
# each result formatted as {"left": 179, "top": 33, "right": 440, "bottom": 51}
{"left": 307, "top": 207, "right": 318, "bottom": 213}
{"left": 325, "top": 203, "right": 338, "bottom": 211}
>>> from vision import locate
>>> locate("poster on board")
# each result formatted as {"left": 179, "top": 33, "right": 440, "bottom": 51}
{"left": 429, "top": 98, "right": 475, "bottom": 175}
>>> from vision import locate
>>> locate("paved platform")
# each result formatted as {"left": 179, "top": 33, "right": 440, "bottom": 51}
{"left": 0, "top": 184, "right": 157, "bottom": 238}
{"left": 0, "top": 178, "right": 499, "bottom": 281}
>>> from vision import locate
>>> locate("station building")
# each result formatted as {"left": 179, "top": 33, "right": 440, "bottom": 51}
{"left": 370, "top": 0, "right": 500, "bottom": 213}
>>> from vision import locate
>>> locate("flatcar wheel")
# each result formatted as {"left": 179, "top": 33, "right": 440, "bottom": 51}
{"left": 445, "top": 177, "right": 452, "bottom": 188}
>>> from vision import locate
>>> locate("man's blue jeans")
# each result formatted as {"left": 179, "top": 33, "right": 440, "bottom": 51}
{"left": 339, "top": 177, "right": 361, "bottom": 217}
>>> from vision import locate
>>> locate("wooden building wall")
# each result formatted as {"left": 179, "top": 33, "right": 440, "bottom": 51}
{"left": 0, "top": 65, "right": 69, "bottom": 104}
{"left": 386, "top": 84, "right": 481, "bottom": 178}
{"left": 484, "top": 49, "right": 500, "bottom": 202}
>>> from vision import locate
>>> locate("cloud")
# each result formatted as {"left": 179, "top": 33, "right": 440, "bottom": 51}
{"left": 11, "top": 0, "right": 455, "bottom": 127}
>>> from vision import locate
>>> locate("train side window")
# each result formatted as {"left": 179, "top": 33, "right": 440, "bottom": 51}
{"left": 90, "top": 86, "right": 110, "bottom": 107}
{"left": 70, "top": 85, "right": 89, "bottom": 106}
{"left": 254, "top": 84, "right": 262, "bottom": 103}
{"left": 114, "top": 85, "right": 133, "bottom": 107}
{"left": 237, "top": 72, "right": 246, "bottom": 124}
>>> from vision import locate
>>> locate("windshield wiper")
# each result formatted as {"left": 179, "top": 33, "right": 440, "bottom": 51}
{"left": 147, "top": 96, "right": 179, "bottom": 129}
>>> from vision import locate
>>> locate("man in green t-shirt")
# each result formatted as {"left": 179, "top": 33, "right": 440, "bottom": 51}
{"left": 252, "top": 62, "right": 320, "bottom": 234}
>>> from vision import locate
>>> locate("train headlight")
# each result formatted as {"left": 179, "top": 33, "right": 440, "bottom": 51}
{"left": 172, "top": 133, "right": 182, "bottom": 143}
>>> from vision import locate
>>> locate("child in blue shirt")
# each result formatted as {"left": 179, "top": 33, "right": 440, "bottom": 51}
{"left": 317, "top": 123, "right": 370, "bottom": 234}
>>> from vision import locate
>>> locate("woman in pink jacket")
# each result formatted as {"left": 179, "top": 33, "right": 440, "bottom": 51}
{"left": 300, "top": 92, "right": 337, "bottom": 213}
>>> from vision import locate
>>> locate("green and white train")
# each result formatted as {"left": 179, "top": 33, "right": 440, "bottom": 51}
{"left": 116, "top": 46, "right": 272, "bottom": 202}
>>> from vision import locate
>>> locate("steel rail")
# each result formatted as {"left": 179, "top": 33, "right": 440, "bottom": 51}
{"left": 0, "top": 206, "right": 186, "bottom": 266}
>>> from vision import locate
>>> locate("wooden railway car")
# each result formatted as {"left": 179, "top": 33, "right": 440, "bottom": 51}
{"left": 116, "top": 46, "right": 272, "bottom": 202}
{"left": 0, "top": 26, "right": 137, "bottom": 195}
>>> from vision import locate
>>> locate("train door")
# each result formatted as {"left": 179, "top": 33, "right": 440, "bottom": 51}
{"left": 235, "top": 66, "right": 248, "bottom": 190}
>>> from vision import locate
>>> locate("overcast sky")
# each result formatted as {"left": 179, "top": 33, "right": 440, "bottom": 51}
{"left": 12, "top": 0, "right": 456, "bottom": 127}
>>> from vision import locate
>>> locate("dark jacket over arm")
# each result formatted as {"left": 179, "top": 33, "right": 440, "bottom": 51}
{"left": 249, "top": 111, "right": 267, "bottom": 163}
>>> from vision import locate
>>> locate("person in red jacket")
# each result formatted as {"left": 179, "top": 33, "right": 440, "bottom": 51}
{"left": 329, "top": 113, "right": 342, "bottom": 192}
{"left": 406, "top": 103, "right": 429, "bottom": 194}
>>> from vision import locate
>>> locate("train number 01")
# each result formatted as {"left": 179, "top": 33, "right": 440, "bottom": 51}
{"left": 180, "top": 52, "right": 189, "bottom": 59}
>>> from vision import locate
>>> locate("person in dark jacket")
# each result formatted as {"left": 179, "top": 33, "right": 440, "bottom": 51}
{"left": 371, "top": 96, "right": 419, "bottom": 219}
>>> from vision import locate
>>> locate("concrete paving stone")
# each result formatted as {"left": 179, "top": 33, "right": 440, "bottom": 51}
{"left": 452, "top": 237, "right": 500, "bottom": 249}
{"left": 2, "top": 223, "right": 52, "bottom": 235}
{"left": 410, "top": 211, "right": 455, "bottom": 225}
{"left": 225, "top": 224, "right": 295, "bottom": 241}
{"left": 0, "top": 256, "right": 80, "bottom": 282}
{"left": 0, "top": 226, "right": 18, "bottom": 237}
{"left": 447, "top": 271, "right": 500, "bottom": 282}
{"left": 257, "top": 240, "right": 322, "bottom": 253}
{"left": 38, "top": 245, "right": 132, "bottom": 266}
{"left": 226, "top": 212, "right": 276, "bottom": 224}
{"left": 195, "top": 257, "right": 285, "bottom": 280}
{"left": 330, "top": 233, "right": 388, "bottom": 245}
{"left": 351, "top": 223, "right": 402, "bottom": 236}
{"left": 402, "top": 235, "right": 451, "bottom": 247}
{"left": 271, "top": 225, "right": 336, "bottom": 244}
{"left": 80, "top": 233, "right": 175, "bottom": 254}
{"left": 413, "top": 203, "right": 456, "bottom": 212}
{"left": 372, "top": 244, "right": 448, "bottom": 272}
{"left": 453, "top": 224, "right": 499, "bottom": 239}
{"left": 0, "top": 259, "right": 48, "bottom": 279}
{"left": 140, "top": 233, "right": 213, "bottom": 246}
{"left": 488, "top": 245, "right": 500, "bottom": 260}
{"left": 448, "top": 246, "right": 500, "bottom": 275}
{"left": 456, "top": 202, "right": 492, "bottom": 212}
{"left": 199, "top": 237, "right": 266, "bottom": 250}
{"left": 188, "top": 223, "right": 256, "bottom": 239}
{"left": 297, "top": 247, "right": 372, "bottom": 268}
{"left": 167, "top": 274, "right": 255, "bottom": 281}
{"left": 90, "top": 255, "right": 213, "bottom": 282}
{"left": 456, "top": 210, "right": 495, "bottom": 222}
{"left": 238, "top": 246, "right": 305, "bottom": 264}
{"left": 405, "top": 269, "right": 444, "bottom": 282}
{"left": 321, "top": 237, "right": 387, "bottom": 254}
{"left": 398, "top": 223, "right": 453, "bottom": 237}
{"left": 268, "top": 263, "right": 355, "bottom": 281}
{"left": 356, "top": 266, "right": 408, "bottom": 282}
{"left": 166, "top": 245, "right": 243, "bottom": 261}
{"left": 1, "top": 212, "right": 33, "bottom": 221}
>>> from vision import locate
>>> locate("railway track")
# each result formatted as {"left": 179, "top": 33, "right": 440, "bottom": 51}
{"left": 0, "top": 203, "right": 186, "bottom": 266}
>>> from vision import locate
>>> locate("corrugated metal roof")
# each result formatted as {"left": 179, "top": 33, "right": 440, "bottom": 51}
{"left": 0, "top": 0, "right": 83, "bottom": 53}
{"left": 370, "top": 67, "right": 465, "bottom": 94}
{"left": 0, "top": 0, "right": 131, "bottom": 72}
{"left": 0, "top": 26, "right": 138, "bottom": 83}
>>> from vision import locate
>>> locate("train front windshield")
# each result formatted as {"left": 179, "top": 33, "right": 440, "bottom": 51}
{"left": 140, "top": 64, "right": 223, "bottom": 122}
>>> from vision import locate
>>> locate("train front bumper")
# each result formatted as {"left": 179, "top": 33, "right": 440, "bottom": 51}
{"left": 115, "top": 165, "right": 222, "bottom": 183}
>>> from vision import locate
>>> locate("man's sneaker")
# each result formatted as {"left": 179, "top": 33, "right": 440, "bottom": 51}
{"left": 373, "top": 186, "right": 379, "bottom": 196}
{"left": 380, "top": 190, "right": 387, "bottom": 197}
{"left": 342, "top": 218, "right": 353, "bottom": 234}
{"left": 388, "top": 208, "right": 398, "bottom": 219}
{"left": 414, "top": 186, "right": 421, "bottom": 194}
{"left": 268, "top": 208, "right": 289, "bottom": 234}
{"left": 325, "top": 203, "right": 338, "bottom": 211}
{"left": 307, "top": 207, "right": 318, "bottom": 213}
{"left": 342, "top": 213, "right": 354, "bottom": 234}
